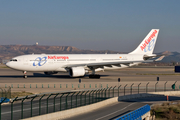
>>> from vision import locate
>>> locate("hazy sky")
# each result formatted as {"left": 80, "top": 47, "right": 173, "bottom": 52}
{"left": 0, "top": 0, "right": 180, "bottom": 53}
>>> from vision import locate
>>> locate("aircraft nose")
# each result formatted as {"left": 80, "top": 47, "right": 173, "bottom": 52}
{"left": 6, "top": 62, "right": 11, "bottom": 67}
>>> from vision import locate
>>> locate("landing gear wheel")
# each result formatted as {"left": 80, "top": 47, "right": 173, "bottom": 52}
{"left": 23, "top": 75, "right": 27, "bottom": 79}
{"left": 89, "top": 74, "right": 100, "bottom": 79}
{"left": 23, "top": 71, "right": 27, "bottom": 79}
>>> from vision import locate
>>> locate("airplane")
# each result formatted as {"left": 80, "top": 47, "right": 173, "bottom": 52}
{"left": 6, "top": 29, "right": 162, "bottom": 79}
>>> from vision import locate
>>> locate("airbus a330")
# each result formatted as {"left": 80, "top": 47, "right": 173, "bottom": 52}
{"left": 6, "top": 29, "right": 162, "bottom": 78}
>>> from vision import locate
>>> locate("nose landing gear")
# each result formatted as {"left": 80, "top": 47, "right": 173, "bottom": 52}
{"left": 23, "top": 71, "right": 27, "bottom": 78}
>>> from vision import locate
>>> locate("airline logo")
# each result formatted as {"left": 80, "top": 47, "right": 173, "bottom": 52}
{"left": 33, "top": 56, "right": 69, "bottom": 66}
{"left": 144, "top": 39, "right": 155, "bottom": 52}
{"left": 140, "top": 30, "right": 157, "bottom": 51}
{"left": 33, "top": 57, "right": 47, "bottom": 66}
{"left": 48, "top": 56, "right": 69, "bottom": 60}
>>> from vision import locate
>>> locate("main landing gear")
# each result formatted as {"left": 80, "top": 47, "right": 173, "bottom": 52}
{"left": 89, "top": 74, "right": 100, "bottom": 79}
{"left": 23, "top": 71, "right": 27, "bottom": 78}
{"left": 89, "top": 69, "right": 100, "bottom": 79}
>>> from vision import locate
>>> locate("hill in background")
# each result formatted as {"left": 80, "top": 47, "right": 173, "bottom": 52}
{"left": 0, "top": 45, "right": 122, "bottom": 61}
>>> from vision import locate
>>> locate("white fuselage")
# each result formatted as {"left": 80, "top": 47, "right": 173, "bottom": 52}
{"left": 6, "top": 54, "right": 143, "bottom": 72}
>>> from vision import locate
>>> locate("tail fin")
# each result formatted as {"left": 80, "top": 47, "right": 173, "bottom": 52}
{"left": 129, "top": 29, "right": 159, "bottom": 55}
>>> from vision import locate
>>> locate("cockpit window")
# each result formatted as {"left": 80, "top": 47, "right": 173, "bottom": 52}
{"left": 10, "top": 59, "right": 17, "bottom": 62}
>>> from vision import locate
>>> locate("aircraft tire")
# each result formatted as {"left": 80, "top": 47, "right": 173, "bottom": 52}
{"left": 89, "top": 74, "right": 100, "bottom": 79}
{"left": 23, "top": 75, "right": 27, "bottom": 79}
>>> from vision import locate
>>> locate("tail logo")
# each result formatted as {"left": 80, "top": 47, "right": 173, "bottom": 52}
{"left": 33, "top": 57, "right": 47, "bottom": 66}
{"left": 144, "top": 39, "right": 155, "bottom": 52}
{"left": 140, "top": 30, "right": 157, "bottom": 51}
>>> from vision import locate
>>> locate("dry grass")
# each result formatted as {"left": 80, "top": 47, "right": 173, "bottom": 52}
{"left": 0, "top": 65, "right": 8, "bottom": 68}
{"left": 151, "top": 101, "right": 180, "bottom": 120}
{"left": 11, "top": 91, "right": 33, "bottom": 98}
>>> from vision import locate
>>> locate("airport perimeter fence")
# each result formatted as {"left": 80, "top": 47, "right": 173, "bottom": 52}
{"left": 2, "top": 83, "right": 104, "bottom": 89}
{"left": 1, "top": 81, "right": 179, "bottom": 90}
{"left": 0, "top": 87, "right": 11, "bottom": 98}
{"left": 0, "top": 82, "right": 179, "bottom": 120}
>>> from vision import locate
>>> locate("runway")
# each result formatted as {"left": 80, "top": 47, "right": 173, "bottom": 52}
{"left": 0, "top": 65, "right": 179, "bottom": 94}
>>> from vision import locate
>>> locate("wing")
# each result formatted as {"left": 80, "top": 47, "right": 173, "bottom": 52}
{"left": 62, "top": 60, "right": 144, "bottom": 69}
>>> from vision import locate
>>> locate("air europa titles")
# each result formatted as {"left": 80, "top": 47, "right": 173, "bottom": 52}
{"left": 48, "top": 56, "right": 69, "bottom": 60}
{"left": 140, "top": 30, "right": 157, "bottom": 51}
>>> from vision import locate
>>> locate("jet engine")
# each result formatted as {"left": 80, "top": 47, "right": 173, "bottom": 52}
{"left": 69, "top": 67, "right": 86, "bottom": 77}
{"left": 44, "top": 71, "right": 58, "bottom": 75}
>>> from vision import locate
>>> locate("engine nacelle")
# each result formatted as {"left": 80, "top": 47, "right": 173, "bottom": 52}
{"left": 69, "top": 67, "right": 86, "bottom": 77}
{"left": 44, "top": 71, "right": 58, "bottom": 75}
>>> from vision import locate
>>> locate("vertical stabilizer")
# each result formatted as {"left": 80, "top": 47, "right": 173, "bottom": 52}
{"left": 129, "top": 29, "right": 159, "bottom": 55}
